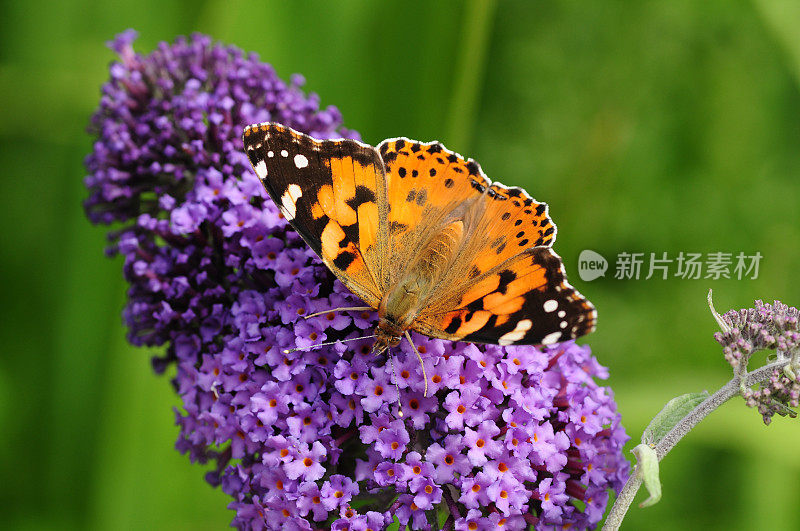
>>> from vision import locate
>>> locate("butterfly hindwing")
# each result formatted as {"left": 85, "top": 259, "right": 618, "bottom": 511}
{"left": 243, "top": 123, "right": 388, "bottom": 306}
{"left": 414, "top": 247, "right": 596, "bottom": 345}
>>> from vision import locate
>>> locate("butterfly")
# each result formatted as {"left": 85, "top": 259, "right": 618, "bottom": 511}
{"left": 242, "top": 122, "right": 596, "bottom": 386}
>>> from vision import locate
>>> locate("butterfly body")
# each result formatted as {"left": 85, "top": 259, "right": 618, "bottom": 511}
{"left": 374, "top": 217, "right": 468, "bottom": 353}
{"left": 243, "top": 123, "right": 596, "bottom": 354}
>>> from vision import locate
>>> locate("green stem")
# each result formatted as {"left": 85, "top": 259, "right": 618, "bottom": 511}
{"left": 602, "top": 360, "right": 789, "bottom": 530}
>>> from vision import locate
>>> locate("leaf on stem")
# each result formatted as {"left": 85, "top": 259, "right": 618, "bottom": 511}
{"left": 642, "top": 391, "right": 709, "bottom": 447}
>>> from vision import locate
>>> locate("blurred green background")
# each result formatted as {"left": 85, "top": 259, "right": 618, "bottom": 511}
{"left": 2, "top": 0, "right": 800, "bottom": 529}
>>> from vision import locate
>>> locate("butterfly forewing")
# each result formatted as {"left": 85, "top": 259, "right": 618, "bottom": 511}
{"left": 377, "top": 139, "right": 482, "bottom": 285}
{"left": 243, "top": 123, "right": 388, "bottom": 306}
{"left": 377, "top": 139, "right": 556, "bottom": 290}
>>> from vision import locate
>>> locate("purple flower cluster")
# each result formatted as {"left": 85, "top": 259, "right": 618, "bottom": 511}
{"left": 85, "top": 31, "right": 629, "bottom": 529}
{"left": 715, "top": 300, "right": 800, "bottom": 424}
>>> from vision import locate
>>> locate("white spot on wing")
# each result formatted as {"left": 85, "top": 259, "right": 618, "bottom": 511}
{"left": 541, "top": 331, "right": 562, "bottom": 345}
{"left": 558, "top": 310, "right": 566, "bottom": 318}
{"left": 498, "top": 319, "right": 533, "bottom": 346}
{"left": 280, "top": 149, "right": 288, "bottom": 157}
{"left": 560, "top": 321, "right": 567, "bottom": 329}
{"left": 294, "top": 154, "right": 309, "bottom": 168}
{"left": 543, "top": 300, "right": 558, "bottom": 313}
{"left": 254, "top": 160, "right": 267, "bottom": 180}
{"left": 280, "top": 184, "right": 302, "bottom": 220}
{"left": 267, "top": 151, "right": 274, "bottom": 158}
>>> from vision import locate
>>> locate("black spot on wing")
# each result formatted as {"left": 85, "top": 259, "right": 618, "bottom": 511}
{"left": 427, "top": 143, "right": 443, "bottom": 154}
{"left": 383, "top": 150, "right": 398, "bottom": 166}
{"left": 444, "top": 316, "right": 461, "bottom": 335}
{"left": 332, "top": 250, "right": 357, "bottom": 270}
{"left": 341, "top": 223, "right": 360, "bottom": 249}
{"left": 466, "top": 297, "right": 484, "bottom": 312}
{"left": 470, "top": 179, "right": 486, "bottom": 193}
{"left": 346, "top": 185, "right": 376, "bottom": 210}
{"left": 497, "top": 270, "right": 516, "bottom": 294}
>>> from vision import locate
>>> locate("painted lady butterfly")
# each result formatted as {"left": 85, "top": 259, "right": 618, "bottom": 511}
{"left": 243, "top": 123, "right": 595, "bottom": 364}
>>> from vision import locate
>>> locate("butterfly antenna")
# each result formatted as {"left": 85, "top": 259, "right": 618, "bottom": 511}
{"left": 303, "top": 306, "right": 372, "bottom": 320}
{"left": 283, "top": 334, "right": 376, "bottom": 354}
{"left": 404, "top": 331, "right": 429, "bottom": 398}
{"left": 388, "top": 348, "right": 404, "bottom": 418}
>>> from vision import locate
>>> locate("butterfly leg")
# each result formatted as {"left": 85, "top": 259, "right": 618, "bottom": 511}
{"left": 303, "top": 306, "right": 373, "bottom": 319}
{"left": 388, "top": 348, "right": 404, "bottom": 418}
{"left": 404, "top": 331, "right": 429, "bottom": 398}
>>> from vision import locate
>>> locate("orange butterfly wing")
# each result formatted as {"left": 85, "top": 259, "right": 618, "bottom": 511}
{"left": 413, "top": 246, "right": 596, "bottom": 345}
{"left": 243, "top": 123, "right": 389, "bottom": 306}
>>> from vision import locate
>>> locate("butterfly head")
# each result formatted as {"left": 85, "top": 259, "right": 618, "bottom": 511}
{"left": 371, "top": 318, "right": 403, "bottom": 355}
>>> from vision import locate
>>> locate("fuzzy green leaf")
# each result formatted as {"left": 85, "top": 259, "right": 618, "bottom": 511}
{"left": 642, "top": 391, "right": 709, "bottom": 446}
